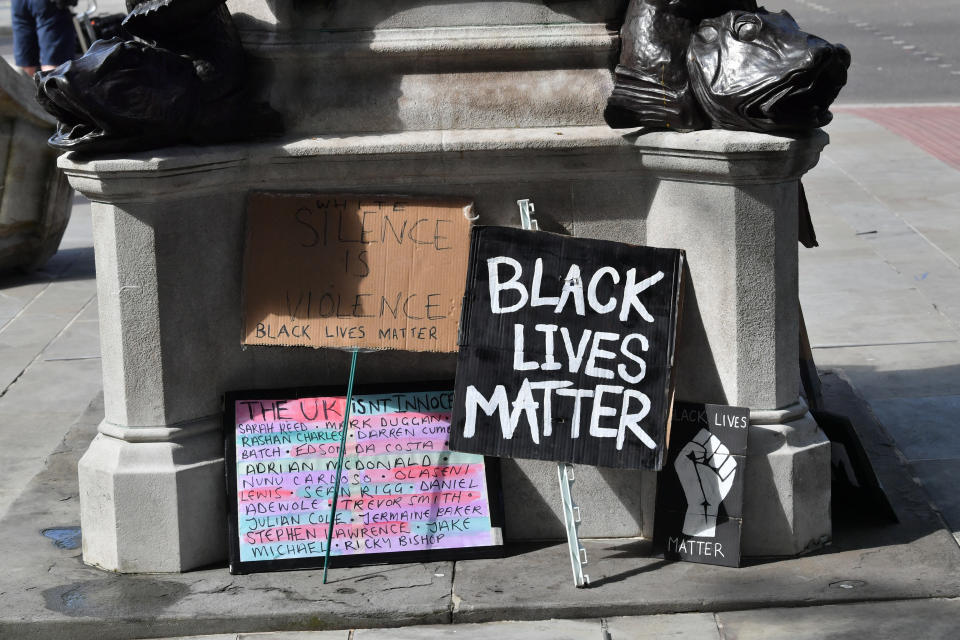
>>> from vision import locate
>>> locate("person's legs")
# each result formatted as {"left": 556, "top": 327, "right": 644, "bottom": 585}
{"left": 12, "top": 0, "right": 41, "bottom": 76}
{"left": 34, "top": 0, "right": 76, "bottom": 71}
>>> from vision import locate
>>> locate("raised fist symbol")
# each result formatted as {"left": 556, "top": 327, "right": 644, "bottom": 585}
{"left": 673, "top": 428, "right": 737, "bottom": 537}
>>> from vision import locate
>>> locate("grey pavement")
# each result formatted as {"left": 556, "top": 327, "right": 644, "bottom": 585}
{"left": 0, "top": 193, "right": 97, "bottom": 519}
{"left": 799, "top": 108, "right": 960, "bottom": 547}
{"left": 126, "top": 600, "right": 960, "bottom": 640}
{"left": 2, "top": 109, "right": 960, "bottom": 639}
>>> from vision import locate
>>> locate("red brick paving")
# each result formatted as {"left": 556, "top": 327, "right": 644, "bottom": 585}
{"left": 838, "top": 105, "right": 960, "bottom": 172}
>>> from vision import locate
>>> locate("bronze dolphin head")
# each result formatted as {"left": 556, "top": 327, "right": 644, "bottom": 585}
{"left": 34, "top": 0, "right": 281, "bottom": 153}
{"left": 686, "top": 9, "right": 850, "bottom": 132}
{"left": 36, "top": 38, "right": 202, "bottom": 152}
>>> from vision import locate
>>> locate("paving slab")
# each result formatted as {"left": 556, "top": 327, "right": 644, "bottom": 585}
{"left": 0, "top": 407, "right": 98, "bottom": 517}
{"left": 234, "top": 634, "right": 349, "bottom": 640}
{"left": 0, "top": 255, "right": 98, "bottom": 393}
{"left": 811, "top": 341, "right": 960, "bottom": 400}
{"left": 0, "top": 356, "right": 102, "bottom": 412}
{"left": 0, "top": 278, "right": 49, "bottom": 322}
{"left": 353, "top": 618, "right": 602, "bottom": 639}
{"left": 851, "top": 239, "right": 960, "bottom": 332}
{"left": 715, "top": 598, "right": 960, "bottom": 640}
{"left": 125, "top": 616, "right": 724, "bottom": 640}
{"left": 451, "top": 528, "right": 959, "bottom": 622}
{"left": 0, "top": 362, "right": 102, "bottom": 515}
{"left": 799, "top": 287, "right": 957, "bottom": 347}
{"left": 0, "top": 302, "right": 94, "bottom": 383}
{"left": 26, "top": 244, "right": 97, "bottom": 285}
{"left": 40, "top": 298, "right": 101, "bottom": 362}
{"left": 798, "top": 249, "right": 904, "bottom": 294}
{"left": 801, "top": 112, "right": 960, "bottom": 336}
{"left": 0, "top": 196, "right": 100, "bottom": 518}
{"left": 869, "top": 395, "right": 960, "bottom": 461}
{"left": 909, "top": 459, "right": 960, "bottom": 539}
{"left": 605, "top": 614, "right": 721, "bottom": 639}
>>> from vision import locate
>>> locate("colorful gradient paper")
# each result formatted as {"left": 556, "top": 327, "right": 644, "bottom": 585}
{"left": 233, "top": 390, "right": 497, "bottom": 562}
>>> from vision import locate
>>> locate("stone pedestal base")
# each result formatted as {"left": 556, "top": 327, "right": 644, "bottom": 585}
{"left": 742, "top": 403, "right": 832, "bottom": 557}
{"left": 78, "top": 421, "right": 224, "bottom": 573}
{"left": 64, "top": 125, "right": 827, "bottom": 571}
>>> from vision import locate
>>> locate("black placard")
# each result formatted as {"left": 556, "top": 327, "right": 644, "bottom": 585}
{"left": 449, "top": 226, "right": 685, "bottom": 470}
{"left": 654, "top": 402, "right": 750, "bottom": 568}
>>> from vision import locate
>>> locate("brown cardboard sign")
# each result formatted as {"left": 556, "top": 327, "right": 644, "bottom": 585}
{"left": 242, "top": 193, "right": 474, "bottom": 352}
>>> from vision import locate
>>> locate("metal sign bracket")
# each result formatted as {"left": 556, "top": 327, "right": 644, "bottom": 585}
{"left": 517, "top": 198, "right": 589, "bottom": 588}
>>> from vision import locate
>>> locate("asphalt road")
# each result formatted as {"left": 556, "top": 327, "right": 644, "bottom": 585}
{"left": 776, "top": 0, "right": 960, "bottom": 104}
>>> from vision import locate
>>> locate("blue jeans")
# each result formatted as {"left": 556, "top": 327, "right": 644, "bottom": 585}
{"left": 12, "top": 0, "right": 76, "bottom": 68}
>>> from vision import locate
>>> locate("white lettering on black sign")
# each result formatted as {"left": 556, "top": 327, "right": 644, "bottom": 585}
{"left": 450, "top": 227, "right": 685, "bottom": 470}
{"left": 653, "top": 401, "right": 749, "bottom": 567}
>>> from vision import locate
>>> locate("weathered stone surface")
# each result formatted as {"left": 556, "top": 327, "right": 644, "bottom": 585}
{"left": 741, "top": 408, "right": 832, "bottom": 556}
{"left": 0, "top": 62, "right": 73, "bottom": 272}
{"left": 78, "top": 422, "right": 225, "bottom": 573}
{"left": 354, "top": 619, "right": 601, "bottom": 640}
{"left": 225, "top": 1, "right": 622, "bottom": 135}
{"left": 227, "top": 0, "right": 627, "bottom": 30}
{"left": 606, "top": 614, "right": 721, "bottom": 639}
{"left": 62, "top": 125, "right": 826, "bottom": 569}
{"left": 61, "top": 0, "right": 831, "bottom": 571}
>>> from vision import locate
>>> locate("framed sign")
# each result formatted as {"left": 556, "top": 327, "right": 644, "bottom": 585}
{"left": 653, "top": 401, "right": 749, "bottom": 568}
{"left": 449, "top": 226, "right": 685, "bottom": 470}
{"left": 225, "top": 384, "right": 503, "bottom": 574}
{"left": 242, "top": 193, "right": 474, "bottom": 353}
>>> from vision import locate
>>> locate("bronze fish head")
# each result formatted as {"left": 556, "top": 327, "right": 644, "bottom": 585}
{"left": 35, "top": 38, "right": 201, "bottom": 152}
{"left": 686, "top": 9, "right": 850, "bottom": 132}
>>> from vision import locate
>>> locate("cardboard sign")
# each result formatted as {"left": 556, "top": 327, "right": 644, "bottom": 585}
{"left": 225, "top": 385, "right": 503, "bottom": 574}
{"left": 653, "top": 402, "right": 749, "bottom": 568}
{"left": 242, "top": 193, "right": 474, "bottom": 352}
{"left": 449, "top": 226, "right": 685, "bottom": 470}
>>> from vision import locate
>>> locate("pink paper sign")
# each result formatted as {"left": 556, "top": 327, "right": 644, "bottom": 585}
{"left": 227, "top": 388, "right": 501, "bottom": 571}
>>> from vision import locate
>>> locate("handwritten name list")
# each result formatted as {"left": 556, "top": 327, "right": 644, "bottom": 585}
{"left": 232, "top": 390, "right": 499, "bottom": 564}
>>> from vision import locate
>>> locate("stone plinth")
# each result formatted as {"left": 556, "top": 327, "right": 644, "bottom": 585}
{"left": 64, "top": 0, "right": 832, "bottom": 572}
{"left": 64, "top": 126, "right": 829, "bottom": 571}
{"left": 226, "top": 0, "right": 624, "bottom": 135}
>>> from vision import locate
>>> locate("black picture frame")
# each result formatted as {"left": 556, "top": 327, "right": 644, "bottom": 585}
{"left": 224, "top": 381, "right": 505, "bottom": 575}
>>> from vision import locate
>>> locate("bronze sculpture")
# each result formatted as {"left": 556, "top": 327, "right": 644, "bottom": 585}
{"left": 34, "top": 0, "right": 848, "bottom": 152}
{"left": 606, "top": 1, "right": 850, "bottom": 133}
{"left": 35, "top": 0, "right": 281, "bottom": 153}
